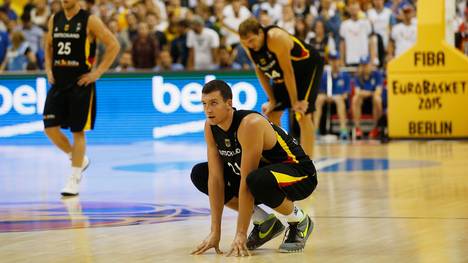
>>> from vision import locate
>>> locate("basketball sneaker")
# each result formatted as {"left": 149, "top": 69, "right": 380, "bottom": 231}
{"left": 278, "top": 214, "right": 314, "bottom": 253}
{"left": 368, "top": 127, "right": 380, "bottom": 139}
{"left": 61, "top": 173, "right": 82, "bottom": 196}
{"left": 246, "top": 214, "right": 285, "bottom": 250}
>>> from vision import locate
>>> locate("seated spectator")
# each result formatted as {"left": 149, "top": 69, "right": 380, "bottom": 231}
{"left": 352, "top": 56, "right": 384, "bottom": 139}
{"left": 114, "top": 51, "right": 135, "bottom": 72}
{"left": 0, "top": 31, "right": 37, "bottom": 72}
{"left": 314, "top": 53, "right": 351, "bottom": 140}
{"left": 153, "top": 49, "right": 184, "bottom": 71}
{"left": 216, "top": 45, "right": 241, "bottom": 70}
{"left": 455, "top": 8, "right": 468, "bottom": 55}
{"left": 132, "top": 21, "right": 160, "bottom": 69}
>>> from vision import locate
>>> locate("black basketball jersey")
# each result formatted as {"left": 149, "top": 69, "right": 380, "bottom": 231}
{"left": 248, "top": 25, "right": 322, "bottom": 83}
{"left": 210, "top": 110, "right": 313, "bottom": 176}
{"left": 52, "top": 9, "right": 96, "bottom": 84}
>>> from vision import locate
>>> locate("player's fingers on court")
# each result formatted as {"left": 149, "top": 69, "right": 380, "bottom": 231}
{"left": 242, "top": 244, "right": 251, "bottom": 256}
{"left": 215, "top": 246, "right": 223, "bottom": 254}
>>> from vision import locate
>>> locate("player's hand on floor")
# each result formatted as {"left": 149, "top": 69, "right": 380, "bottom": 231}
{"left": 226, "top": 233, "right": 250, "bottom": 257}
{"left": 78, "top": 72, "right": 99, "bottom": 86}
{"left": 191, "top": 232, "right": 223, "bottom": 255}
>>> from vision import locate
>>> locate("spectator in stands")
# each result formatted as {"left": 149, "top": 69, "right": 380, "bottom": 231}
{"left": 114, "top": 50, "right": 135, "bottom": 72}
{"left": 186, "top": 15, "right": 220, "bottom": 70}
{"left": 352, "top": 56, "right": 383, "bottom": 139}
{"left": 166, "top": 0, "right": 189, "bottom": 21}
{"left": 317, "top": 0, "right": 341, "bottom": 47}
{"left": 367, "top": 0, "right": 392, "bottom": 50}
{"left": 147, "top": 12, "right": 168, "bottom": 48}
{"left": 30, "top": 0, "right": 50, "bottom": 30}
{"left": 170, "top": 19, "right": 189, "bottom": 67}
{"left": 258, "top": 9, "right": 273, "bottom": 26}
{"left": 0, "top": 7, "right": 8, "bottom": 32}
{"left": 0, "top": 30, "right": 37, "bottom": 72}
{"left": 292, "top": 0, "right": 316, "bottom": 21}
{"left": 455, "top": 8, "right": 468, "bottom": 55}
{"left": 294, "top": 17, "right": 314, "bottom": 43}
{"left": 253, "top": 0, "right": 282, "bottom": 23}
{"left": 0, "top": 28, "right": 9, "bottom": 67}
{"left": 220, "top": 0, "right": 251, "bottom": 48}
{"left": 216, "top": 45, "right": 242, "bottom": 70}
{"left": 99, "top": 18, "right": 131, "bottom": 69}
{"left": 339, "top": 1, "right": 373, "bottom": 67}
{"left": 132, "top": 21, "right": 160, "bottom": 69}
{"left": 277, "top": 5, "right": 296, "bottom": 34}
{"left": 126, "top": 12, "right": 139, "bottom": 41}
{"left": 309, "top": 18, "right": 337, "bottom": 64}
{"left": 232, "top": 44, "right": 253, "bottom": 69}
{"left": 20, "top": 12, "right": 44, "bottom": 56}
{"left": 387, "top": 3, "right": 417, "bottom": 60}
{"left": 50, "top": 0, "right": 62, "bottom": 15}
{"left": 314, "top": 52, "right": 351, "bottom": 140}
{"left": 153, "top": 49, "right": 184, "bottom": 71}
{"left": 0, "top": 0, "right": 17, "bottom": 21}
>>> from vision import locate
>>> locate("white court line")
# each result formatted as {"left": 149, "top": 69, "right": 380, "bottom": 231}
{"left": 153, "top": 120, "right": 205, "bottom": 139}
{"left": 314, "top": 158, "right": 346, "bottom": 171}
{"left": 0, "top": 121, "right": 43, "bottom": 137}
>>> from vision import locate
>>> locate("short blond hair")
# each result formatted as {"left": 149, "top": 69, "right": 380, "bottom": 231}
{"left": 238, "top": 17, "right": 261, "bottom": 38}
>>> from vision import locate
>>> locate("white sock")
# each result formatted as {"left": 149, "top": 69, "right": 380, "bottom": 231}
{"left": 252, "top": 206, "right": 270, "bottom": 223}
{"left": 72, "top": 167, "right": 82, "bottom": 179}
{"left": 285, "top": 205, "right": 305, "bottom": 223}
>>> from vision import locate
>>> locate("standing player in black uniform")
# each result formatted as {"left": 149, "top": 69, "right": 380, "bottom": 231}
{"left": 43, "top": 0, "right": 119, "bottom": 196}
{"left": 191, "top": 80, "right": 318, "bottom": 256}
{"left": 238, "top": 17, "right": 324, "bottom": 158}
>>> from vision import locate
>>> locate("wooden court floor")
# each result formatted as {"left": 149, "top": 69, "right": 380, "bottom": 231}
{"left": 0, "top": 140, "right": 467, "bottom": 263}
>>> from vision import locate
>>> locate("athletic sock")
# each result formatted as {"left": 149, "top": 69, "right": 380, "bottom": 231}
{"left": 252, "top": 206, "right": 270, "bottom": 223}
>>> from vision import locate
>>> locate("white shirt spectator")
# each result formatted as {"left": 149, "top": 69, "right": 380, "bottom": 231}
{"left": 367, "top": 7, "right": 392, "bottom": 48}
{"left": 187, "top": 27, "right": 220, "bottom": 70}
{"left": 340, "top": 18, "right": 372, "bottom": 65}
{"left": 222, "top": 4, "right": 251, "bottom": 46}
{"left": 257, "top": 1, "right": 283, "bottom": 23}
{"left": 391, "top": 20, "right": 417, "bottom": 56}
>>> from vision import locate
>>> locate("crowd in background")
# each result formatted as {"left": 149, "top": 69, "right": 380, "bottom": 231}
{"left": 0, "top": 0, "right": 467, "bottom": 140}
{"left": 0, "top": 0, "right": 467, "bottom": 73}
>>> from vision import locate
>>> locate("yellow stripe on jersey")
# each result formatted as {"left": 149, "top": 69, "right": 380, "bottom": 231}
{"left": 85, "top": 36, "right": 91, "bottom": 68}
{"left": 304, "top": 66, "right": 317, "bottom": 101}
{"left": 271, "top": 171, "right": 308, "bottom": 185}
{"left": 290, "top": 36, "right": 310, "bottom": 61}
{"left": 83, "top": 88, "right": 94, "bottom": 131}
{"left": 276, "top": 132, "right": 298, "bottom": 163}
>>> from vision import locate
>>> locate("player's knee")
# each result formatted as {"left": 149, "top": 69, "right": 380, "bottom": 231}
{"left": 190, "top": 162, "right": 209, "bottom": 194}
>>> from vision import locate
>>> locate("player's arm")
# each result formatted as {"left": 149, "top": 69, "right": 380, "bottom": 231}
{"left": 204, "top": 121, "right": 226, "bottom": 236}
{"left": 236, "top": 115, "right": 264, "bottom": 234}
{"left": 192, "top": 121, "right": 225, "bottom": 255}
{"left": 240, "top": 43, "right": 275, "bottom": 102}
{"left": 44, "top": 15, "right": 54, "bottom": 84}
{"left": 267, "top": 29, "right": 298, "bottom": 107}
{"left": 88, "top": 15, "right": 120, "bottom": 78}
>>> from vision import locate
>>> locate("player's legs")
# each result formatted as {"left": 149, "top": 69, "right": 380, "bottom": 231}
{"left": 297, "top": 113, "right": 314, "bottom": 157}
{"left": 246, "top": 163, "right": 317, "bottom": 252}
{"left": 333, "top": 94, "right": 349, "bottom": 139}
{"left": 71, "top": 131, "right": 86, "bottom": 168}
{"left": 44, "top": 126, "right": 72, "bottom": 154}
{"left": 372, "top": 88, "right": 383, "bottom": 124}
{"left": 313, "top": 93, "right": 327, "bottom": 133}
{"left": 352, "top": 89, "right": 372, "bottom": 134}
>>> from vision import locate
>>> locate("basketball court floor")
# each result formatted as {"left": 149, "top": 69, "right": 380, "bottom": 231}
{"left": 0, "top": 139, "right": 467, "bottom": 263}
